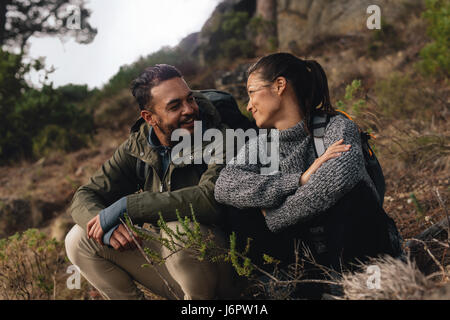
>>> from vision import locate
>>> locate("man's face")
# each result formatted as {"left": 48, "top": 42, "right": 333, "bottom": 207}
{"left": 142, "top": 77, "right": 200, "bottom": 146}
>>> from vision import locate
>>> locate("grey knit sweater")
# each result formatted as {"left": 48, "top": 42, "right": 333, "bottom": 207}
{"left": 214, "top": 114, "right": 380, "bottom": 233}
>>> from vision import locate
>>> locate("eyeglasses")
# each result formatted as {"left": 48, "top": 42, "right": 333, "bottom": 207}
{"left": 247, "top": 84, "right": 272, "bottom": 97}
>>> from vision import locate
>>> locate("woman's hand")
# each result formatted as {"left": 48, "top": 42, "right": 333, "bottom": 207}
{"left": 300, "top": 139, "right": 351, "bottom": 185}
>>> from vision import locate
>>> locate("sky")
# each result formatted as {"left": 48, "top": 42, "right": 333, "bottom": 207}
{"left": 26, "top": 0, "right": 221, "bottom": 89}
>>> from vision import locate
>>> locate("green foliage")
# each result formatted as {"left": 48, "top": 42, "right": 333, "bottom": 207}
{"left": 202, "top": 11, "right": 255, "bottom": 61}
{"left": 0, "top": 229, "right": 65, "bottom": 299}
{"left": 418, "top": 0, "right": 450, "bottom": 78}
{"left": 124, "top": 205, "right": 263, "bottom": 278}
{"left": 32, "top": 124, "right": 89, "bottom": 158}
{"left": 336, "top": 79, "right": 368, "bottom": 117}
{"left": 0, "top": 49, "right": 95, "bottom": 163}
{"left": 98, "top": 46, "right": 198, "bottom": 102}
{"left": 229, "top": 232, "right": 254, "bottom": 277}
{"left": 220, "top": 38, "right": 254, "bottom": 61}
{"left": 410, "top": 193, "right": 425, "bottom": 222}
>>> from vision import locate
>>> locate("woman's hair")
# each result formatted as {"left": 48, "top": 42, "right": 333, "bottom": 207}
{"left": 247, "top": 52, "right": 337, "bottom": 134}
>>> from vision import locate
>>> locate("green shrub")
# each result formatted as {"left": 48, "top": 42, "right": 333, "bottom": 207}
{"left": 0, "top": 229, "right": 65, "bottom": 299}
{"left": 335, "top": 79, "right": 369, "bottom": 117}
{"left": 99, "top": 46, "right": 198, "bottom": 101}
{"left": 418, "top": 0, "right": 450, "bottom": 78}
{"left": 202, "top": 11, "right": 255, "bottom": 61}
{"left": 0, "top": 49, "right": 95, "bottom": 163}
{"left": 32, "top": 125, "right": 88, "bottom": 158}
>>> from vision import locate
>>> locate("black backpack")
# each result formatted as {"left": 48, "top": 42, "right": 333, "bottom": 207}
{"left": 312, "top": 110, "right": 386, "bottom": 206}
{"left": 200, "top": 89, "right": 256, "bottom": 131}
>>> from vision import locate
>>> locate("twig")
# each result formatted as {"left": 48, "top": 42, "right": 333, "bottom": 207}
{"left": 119, "top": 218, "right": 181, "bottom": 300}
{"left": 406, "top": 238, "right": 448, "bottom": 281}
{"left": 434, "top": 187, "right": 450, "bottom": 243}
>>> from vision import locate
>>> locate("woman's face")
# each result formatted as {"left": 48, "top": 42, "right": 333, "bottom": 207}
{"left": 246, "top": 72, "right": 281, "bottom": 128}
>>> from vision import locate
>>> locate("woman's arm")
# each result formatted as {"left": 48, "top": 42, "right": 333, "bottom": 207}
{"left": 264, "top": 115, "right": 366, "bottom": 233}
{"left": 214, "top": 136, "right": 302, "bottom": 209}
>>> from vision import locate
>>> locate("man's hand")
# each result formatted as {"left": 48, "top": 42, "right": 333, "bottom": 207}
{"left": 87, "top": 215, "right": 105, "bottom": 245}
{"left": 300, "top": 139, "right": 351, "bottom": 185}
{"left": 109, "top": 224, "right": 142, "bottom": 251}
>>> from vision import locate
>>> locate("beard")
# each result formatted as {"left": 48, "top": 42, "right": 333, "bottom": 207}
{"left": 153, "top": 112, "right": 199, "bottom": 146}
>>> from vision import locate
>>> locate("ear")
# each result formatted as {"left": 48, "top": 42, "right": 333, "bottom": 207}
{"left": 275, "top": 76, "right": 287, "bottom": 96}
{"left": 141, "top": 109, "right": 157, "bottom": 126}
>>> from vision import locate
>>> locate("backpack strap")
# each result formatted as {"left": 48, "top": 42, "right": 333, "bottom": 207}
{"left": 312, "top": 114, "right": 329, "bottom": 158}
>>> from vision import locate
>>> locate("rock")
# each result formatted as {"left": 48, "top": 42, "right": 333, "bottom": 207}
{"left": 48, "top": 212, "right": 74, "bottom": 242}
{"left": 214, "top": 62, "right": 252, "bottom": 101}
{"left": 275, "top": 0, "right": 423, "bottom": 53}
{"left": 0, "top": 198, "right": 32, "bottom": 238}
{"left": 0, "top": 197, "right": 67, "bottom": 239}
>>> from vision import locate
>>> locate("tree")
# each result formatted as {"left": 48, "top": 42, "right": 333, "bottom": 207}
{"left": 0, "top": 0, "right": 97, "bottom": 51}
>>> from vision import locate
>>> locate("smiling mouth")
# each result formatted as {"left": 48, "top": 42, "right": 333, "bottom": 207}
{"left": 180, "top": 119, "right": 195, "bottom": 127}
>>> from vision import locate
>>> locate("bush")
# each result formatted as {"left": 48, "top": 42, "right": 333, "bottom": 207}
{"left": 32, "top": 125, "right": 89, "bottom": 158}
{"left": 418, "top": 0, "right": 450, "bottom": 78}
{"left": 0, "top": 49, "right": 95, "bottom": 164}
{"left": 99, "top": 46, "right": 199, "bottom": 101}
{"left": 0, "top": 229, "right": 65, "bottom": 299}
{"left": 201, "top": 11, "right": 256, "bottom": 61}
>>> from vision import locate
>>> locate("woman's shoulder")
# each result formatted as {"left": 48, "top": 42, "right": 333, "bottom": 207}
{"left": 324, "top": 113, "right": 359, "bottom": 139}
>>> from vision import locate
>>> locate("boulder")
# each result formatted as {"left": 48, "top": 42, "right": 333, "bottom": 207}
{"left": 275, "top": 0, "right": 423, "bottom": 53}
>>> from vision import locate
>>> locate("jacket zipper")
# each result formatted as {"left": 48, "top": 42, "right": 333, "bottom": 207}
{"left": 160, "top": 148, "right": 171, "bottom": 192}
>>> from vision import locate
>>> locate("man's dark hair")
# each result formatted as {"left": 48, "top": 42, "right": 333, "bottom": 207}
{"left": 131, "top": 64, "right": 182, "bottom": 110}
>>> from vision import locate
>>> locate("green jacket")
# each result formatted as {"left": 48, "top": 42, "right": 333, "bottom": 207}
{"left": 69, "top": 92, "right": 227, "bottom": 233}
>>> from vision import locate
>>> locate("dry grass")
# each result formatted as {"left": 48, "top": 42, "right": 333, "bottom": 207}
{"left": 335, "top": 254, "right": 449, "bottom": 300}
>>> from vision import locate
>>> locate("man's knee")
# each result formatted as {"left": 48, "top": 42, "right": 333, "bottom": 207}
{"left": 65, "top": 224, "right": 89, "bottom": 266}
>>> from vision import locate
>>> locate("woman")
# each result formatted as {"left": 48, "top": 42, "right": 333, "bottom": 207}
{"left": 214, "top": 53, "right": 402, "bottom": 286}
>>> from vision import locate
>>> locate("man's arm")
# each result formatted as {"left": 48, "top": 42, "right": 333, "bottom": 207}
{"left": 69, "top": 141, "right": 138, "bottom": 233}
{"left": 126, "top": 161, "right": 225, "bottom": 226}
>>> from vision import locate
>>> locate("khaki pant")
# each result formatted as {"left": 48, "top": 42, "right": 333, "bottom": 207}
{"left": 65, "top": 222, "right": 240, "bottom": 300}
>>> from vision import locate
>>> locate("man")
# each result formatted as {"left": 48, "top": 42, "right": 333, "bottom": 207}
{"left": 65, "top": 64, "right": 237, "bottom": 300}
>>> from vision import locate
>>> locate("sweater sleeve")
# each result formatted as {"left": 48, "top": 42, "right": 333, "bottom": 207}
{"left": 214, "top": 136, "right": 302, "bottom": 209}
{"left": 264, "top": 116, "right": 366, "bottom": 233}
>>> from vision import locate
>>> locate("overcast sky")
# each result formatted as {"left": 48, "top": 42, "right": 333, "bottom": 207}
{"left": 27, "top": 0, "right": 221, "bottom": 89}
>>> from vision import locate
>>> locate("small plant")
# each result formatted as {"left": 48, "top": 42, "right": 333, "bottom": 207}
{"left": 0, "top": 229, "right": 65, "bottom": 299}
{"left": 417, "top": 0, "right": 450, "bottom": 78}
{"left": 410, "top": 193, "right": 426, "bottom": 222}
{"left": 336, "top": 79, "right": 368, "bottom": 117}
{"left": 123, "top": 205, "right": 338, "bottom": 300}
